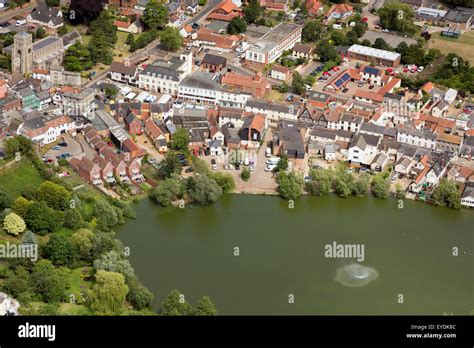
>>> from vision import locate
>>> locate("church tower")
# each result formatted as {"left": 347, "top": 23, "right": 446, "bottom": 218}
{"left": 12, "top": 31, "right": 33, "bottom": 75}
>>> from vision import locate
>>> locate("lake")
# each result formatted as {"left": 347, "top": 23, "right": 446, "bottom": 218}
{"left": 117, "top": 194, "right": 473, "bottom": 315}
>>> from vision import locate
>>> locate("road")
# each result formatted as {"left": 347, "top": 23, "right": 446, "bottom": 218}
{"left": 361, "top": 0, "right": 380, "bottom": 30}
{"left": 0, "top": 0, "right": 37, "bottom": 22}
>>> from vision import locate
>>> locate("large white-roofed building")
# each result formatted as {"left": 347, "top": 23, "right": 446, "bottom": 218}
{"left": 347, "top": 44, "right": 401, "bottom": 67}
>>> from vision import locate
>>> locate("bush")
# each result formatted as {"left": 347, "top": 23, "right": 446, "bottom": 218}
{"left": 241, "top": 168, "right": 250, "bottom": 182}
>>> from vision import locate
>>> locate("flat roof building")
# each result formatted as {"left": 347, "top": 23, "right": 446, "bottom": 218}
{"left": 347, "top": 44, "right": 401, "bottom": 67}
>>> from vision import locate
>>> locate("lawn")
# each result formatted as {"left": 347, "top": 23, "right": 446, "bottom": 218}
{"left": 114, "top": 31, "right": 136, "bottom": 59}
{"left": 428, "top": 31, "right": 474, "bottom": 64}
{"left": 264, "top": 89, "right": 285, "bottom": 102}
{"left": 0, "top": 160, "right": 44, "bottom": 200}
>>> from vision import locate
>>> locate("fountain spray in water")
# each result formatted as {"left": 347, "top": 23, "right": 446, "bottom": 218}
{"left": 335, "top": 263, "right": 379, "bottom": 287}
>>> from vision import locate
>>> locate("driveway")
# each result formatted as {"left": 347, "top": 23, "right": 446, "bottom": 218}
{"left": 44, "top": 134, "right": 84, "bottom": 162}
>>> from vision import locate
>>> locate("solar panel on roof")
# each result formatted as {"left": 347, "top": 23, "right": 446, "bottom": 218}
{"left": 363, "top": 66, "right": 379, "bottom": 75}
{"left": 334, "top": 72, "right": 350, "bottom": 88}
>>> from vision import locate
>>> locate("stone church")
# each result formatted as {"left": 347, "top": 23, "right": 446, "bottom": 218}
{"left": 11, "top": 31, "right": 64, "bottom": 75}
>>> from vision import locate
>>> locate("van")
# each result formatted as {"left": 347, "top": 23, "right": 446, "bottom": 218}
{"left": 265, "top": 157, "right": 280, "bottom": 165}
{"left": 332, "top": 23, "right": 342, "bottom": 30}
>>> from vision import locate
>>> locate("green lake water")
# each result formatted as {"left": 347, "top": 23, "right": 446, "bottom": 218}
{"left": 117, "top": 194, "right": 474, "bottom": 315}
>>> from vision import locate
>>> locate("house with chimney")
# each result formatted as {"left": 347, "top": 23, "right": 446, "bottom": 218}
{"left": 109, "top": 61, "right": 138, "bottom": 86}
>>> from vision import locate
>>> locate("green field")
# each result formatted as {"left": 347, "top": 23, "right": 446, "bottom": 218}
{"left": 428, "top": 31, "right": 474, "bottom": 64}
{"left": 0, "top": 160, "right": 44, "bottom": 200}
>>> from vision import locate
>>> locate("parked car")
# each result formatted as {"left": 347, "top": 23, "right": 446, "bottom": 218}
{"left": 212, "top": 163, "right": 217, "bottom": 170}
{"left": 15, "top": 19, "right": 26, "bottom": 27}
{"left": 342, "top": 87, "right": 349, "bottom": 93}
{"left": 265, "top": 164, "right": 277, "bottom": 172}
{"left": 235, "top": 47, "right": 244, "bottom": 53}
{"left": 217, "top": 49, "right": 223, "bottom": 55}
{"left": 52, "top": 145, "right": 61, "bottom": 151}
{"left": 185, "top": 167, "right": 194, "bottom": 173}
{"left": 211, "top": 159, "right": 216, "bottom": 165}
{"left": 417, "top": 66, "right": 424, "bottom": 72}
{"left": 58, "top": 142, "right": 68, "bottom": 147}
{"left": 286, "top": 95, "right": 294, "bottom": 102}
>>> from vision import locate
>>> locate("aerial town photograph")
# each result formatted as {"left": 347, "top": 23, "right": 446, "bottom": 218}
{"left": 0, "top": 0, "right": 472, "bottom": 344}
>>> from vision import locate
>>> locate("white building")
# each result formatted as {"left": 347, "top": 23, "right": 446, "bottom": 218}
{"left": 139, "top": 52, "right": 193, "bottom": 95}
{"left": 245, "top": 97, "right": 299, "bottom": 123}
{"left": 245, "top": 22, "right": 303, "bottom": 65}
{"left": 348, "top": 133, "right": 381, "bottom": 165}
{"left": 62, "top": 88, "right": 95, "bottom": 117}
{"left": 397, "top": 127, "right": 437, "bottom": 150}
{"left": 177, "top": 72, "right": 251, "bottom": 108}
{"left": 461, "top": 184, "right": 474, "bottom": 208}
{"left": 17, "top": 115, "right": 76, "bottom": 146}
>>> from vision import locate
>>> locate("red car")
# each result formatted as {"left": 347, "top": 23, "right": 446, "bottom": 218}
{"left": 361, "top": 17, "right": 368, "bottom": 23}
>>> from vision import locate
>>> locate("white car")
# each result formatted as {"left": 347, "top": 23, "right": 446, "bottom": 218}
{"left": 417, "top": 66, "right": 424, "bottom": 72}
{"left": 332, "top": 24, "right": 342, "bottom": 30}
{"left": 235, "top": 47, "right": 244, "bottom": 53}
{"left": 305, "top": 84, "right": 312, "bottom": 91}
{"left": 212, "top": 163, "right": 217, "bottom": 170}
{"left": 217, "top": 49, "right": 223, "bottom": 55}
{"left": 265, "top": 164, "right": 277, "bottom": 172}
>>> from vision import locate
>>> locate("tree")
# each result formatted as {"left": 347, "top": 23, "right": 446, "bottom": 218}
{"left": 378, "top": 1, "right": 418, "bottom": 36}
{"left": 227, "top": 16, "right": 247, "bottom": 34}
{"left": 291, "top": 71, "right": 305, "bottom": 95}
{"left": 57, "top": 25, "right": 68, "bottom": 37}
{"left": 334, "top": 166, "right": 354, "bottom": 198}
{"left": 171, "top": 127, "right": 189, "bottom": 151}
{"left": 241, "top": 168, "right": 250, "bottom": 182}
{"left": 316, "top": 40, "right": 339, "bottom": 63}
{"left": 306, "top": 168, "right": 332, "bottom": 196}
{"left": 273, "top": 154, "right": 289, "bottom": 173}
{"left": 277, "top": 171, "right": 302, "bottom": 201}
{"left": 371, "top": 175, "right": 390, "bottom": 199}
{"left": 127, "top": 279, "right": 154, "bottom": 310}
{"left": 93, "top": 199, "right": 120, "bottom": 231}
{"left": 93, "top": 250, "right": 135, "bottom": 283}
{"left": 193, "top": 296, "right": 217, "bottom": 315}
{"left": 36, "top": 27, "right": 46, "bottom": 39}
{"left": 89, "top": 270, "right": 129, "bottom": 315}
{"left": 36, "top": 181, "right": 71, "bottom": 211}
{"left": 160, "top": 27, "right": 182, "bottom": 51}
{"left": 3, "top": 212, "right": 26, "bottom": 235}
{"left": 71, "top": 228, "right": 94, "bottom": 261}
{"left": 126, "top": 33, "right": 135, "bottom": 45}
{"left": 24, "top": 202, "right": 63, "bottom": 235}
{"left": 44, "top": 235, "right": 75, "bottom": 265}
{"left": 440, "top": 0, "right": 473, "bottom": 7}
{"left": 104, "top": 85, "right": 119, "bottom": 99}
{"left": 432, "top": 179, "right": 461, "bottom": 209}
{"left": 302, "top": 20, "right": 323, "bottom": 42}
{"left": 90, "top": 231, "right": 124, "bottom": 260}
{"left": 150, "top": 176, "right": 184, "bottom": 207}
{"left": 46, "top": 0, "right": 60, "bottom": 5}
{"left": 142, "top": 0, "right": 169, "bottom": 29}
{"left": 0, "top": 189, "right": 11, "bottom": 211}
{"left": 395, "top": 183, "right": 405, "bottom": 199}
{"left": 22, "top": 230, "right": 37, "bottom": 245}
{"left": 211, "top": 172, "right": 235, "bottom": 194}
{"left": 2, "top": 266, "right": 31, "bottom": 299}
{"left": 352, "top": 173, "right": 370, "bottom": 196}
{"left": 186, "top": 174, "right": 223, "bottom": 205}
{"left": 29, "top": 260, "right": 67, "bottom": 303}
{"left": 161, "top": 289, "right": 193, "bottom": 316}
{"left": 373, "top": 38, "right": 392, "bottom": 51}
{"left": 11, "top": 197, "right": 31, "bottom": 217}
{"left": 69, "top": 0, "right": 105, "bottom": 24}
{"left": 244, "top": 0, "right": 263, "bottom": 24}
{"left": 158, "top": 152, "right": 183, "bottom": 178}
{"left": 63, "top": 208, "right": 84, "bottom": 229}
